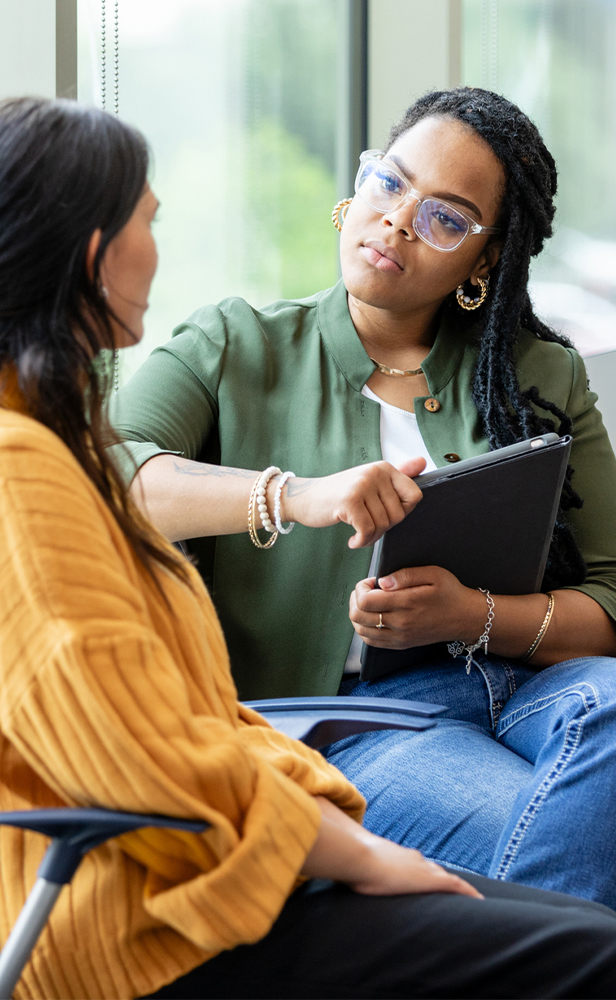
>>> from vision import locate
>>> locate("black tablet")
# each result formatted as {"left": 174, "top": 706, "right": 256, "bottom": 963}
{"left": 360, "top": 433, "right": 572, "bottom": 682}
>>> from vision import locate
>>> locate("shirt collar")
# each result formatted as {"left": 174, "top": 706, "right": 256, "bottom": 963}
{"left": 421, "top": 305, "right": 476, "bottom": 395}
{"left": 317, "top": 280, "right": 476, "bottom": 394}
{"left": 317, "top": 281, "right": 375, "bottom": 391}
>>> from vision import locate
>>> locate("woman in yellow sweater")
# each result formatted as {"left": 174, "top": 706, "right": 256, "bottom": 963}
{"left": 1, "top": 96, "right": 616, "bottom": 1000}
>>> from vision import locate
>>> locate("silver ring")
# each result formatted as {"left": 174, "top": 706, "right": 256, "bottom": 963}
{"left": 375, "top": 613, "right": 387, "bottom": 630}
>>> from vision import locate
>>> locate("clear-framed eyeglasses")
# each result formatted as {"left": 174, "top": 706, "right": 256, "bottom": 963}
{"left": 354, "top": 150, "right": 500, "bottom": 253}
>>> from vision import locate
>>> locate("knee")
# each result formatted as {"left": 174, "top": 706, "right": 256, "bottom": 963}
{"left": 554, "top": 656, "right": 616, "bottom": 712}
{"left": 498, "top": 657, "right": 616, "bottom": 748}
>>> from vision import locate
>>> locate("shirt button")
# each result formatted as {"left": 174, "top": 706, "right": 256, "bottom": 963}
{"left": 424, "top": 398, "right": 441, "bottom": 412}
{"left": 444, "top": 453, "right": 460, "bottom": 463}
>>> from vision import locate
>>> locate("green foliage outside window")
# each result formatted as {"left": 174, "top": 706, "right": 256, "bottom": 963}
{"left": 79, "top": 0, "right": 340, "bottom": 383}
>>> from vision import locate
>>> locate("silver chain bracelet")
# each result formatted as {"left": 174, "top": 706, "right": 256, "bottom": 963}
{"left": 447, "top": 588, "right": 495, "bottom": 675}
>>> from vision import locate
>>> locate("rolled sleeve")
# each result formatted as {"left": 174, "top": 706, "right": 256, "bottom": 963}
{"left": 110, "top": 319, "right": 224, "bottom": 484}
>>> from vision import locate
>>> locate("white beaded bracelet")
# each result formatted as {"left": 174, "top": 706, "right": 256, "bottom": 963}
{"left": 274, "top": 471, "right": 296, "bottom": 534}
{"left": 248, "top": 466, "right": 281, "bottom": 549}
{"left": 256, "top": 465, "right": 281, "bottom": 534}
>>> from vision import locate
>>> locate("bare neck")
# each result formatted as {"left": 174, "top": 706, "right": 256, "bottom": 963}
{"left": 348, "top": 294, "right": 442, "bottom": 366}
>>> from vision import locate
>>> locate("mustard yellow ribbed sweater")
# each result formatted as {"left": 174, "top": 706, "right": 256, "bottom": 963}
{"left": 0, "top": 408, "right": 365, "bottom": 1000}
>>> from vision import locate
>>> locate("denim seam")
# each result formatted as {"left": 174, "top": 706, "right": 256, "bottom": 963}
{"left": 494, "top": 685, "right": 599, "bottom": 880}
{"left": 497, "top": 683, "right": 599, "bottom": 738}
{"left": 472, "top": 658, "right": 499, "bottom": 729}
{"left": 502, "top": 659, "right": 516, "bottom": 697}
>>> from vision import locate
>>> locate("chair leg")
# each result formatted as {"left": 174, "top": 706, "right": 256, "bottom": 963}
{"left": 0, "top": 878, "right": 63, "bottom": 999}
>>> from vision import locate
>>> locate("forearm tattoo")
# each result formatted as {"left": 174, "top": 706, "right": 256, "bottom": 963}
{"left": 172, "top": 459, "right": 256, "bottom": 479}
{"left": 285, "top": 477, "right": 315, "bottom": 496}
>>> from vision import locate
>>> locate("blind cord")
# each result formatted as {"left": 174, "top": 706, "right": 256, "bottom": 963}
{"left": 100, "top": 1, "right": 119, "bottom": 117}
{"left": 100, "top": 0, "right": 121, "bottom": 393}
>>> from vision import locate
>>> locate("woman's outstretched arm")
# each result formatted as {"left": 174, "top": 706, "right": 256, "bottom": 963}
{"left": 131, "top": 452, "right": 426, "bottom": 549}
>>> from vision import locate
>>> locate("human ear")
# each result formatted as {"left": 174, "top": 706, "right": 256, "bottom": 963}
{"left": 469, "top": 240, "right": 501, "bottom": 285}
{"left": 85, "top": 229, "right": 102, "bottom": 282}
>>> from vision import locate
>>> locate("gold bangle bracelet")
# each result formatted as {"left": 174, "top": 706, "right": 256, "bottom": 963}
{"left": 521, "top": 593, "right": 555, "bottom": 662}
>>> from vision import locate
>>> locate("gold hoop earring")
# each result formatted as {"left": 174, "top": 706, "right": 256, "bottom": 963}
{"left": 456, "top": 276, "right": 489, "bottom": 311}
{"left": 332, "top": 198, "right": 353, "bottom": 232}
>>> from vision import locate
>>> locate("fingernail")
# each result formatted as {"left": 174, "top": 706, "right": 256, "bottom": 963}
{"left": 379, "top": 575, "right": 395, "bottom": 589}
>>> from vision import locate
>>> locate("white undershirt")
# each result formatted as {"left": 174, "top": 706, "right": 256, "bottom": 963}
{"left": 343, "top": 384, "right": 437, "bottom": 673}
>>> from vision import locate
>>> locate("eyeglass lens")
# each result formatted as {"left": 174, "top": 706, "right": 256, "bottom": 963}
{"left": 356, "top": 160, "right": 470, "bottom": 251}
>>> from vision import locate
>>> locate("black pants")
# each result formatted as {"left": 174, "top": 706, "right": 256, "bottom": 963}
{"left": 143, "top": 871, "right": 616, "bottom": 999}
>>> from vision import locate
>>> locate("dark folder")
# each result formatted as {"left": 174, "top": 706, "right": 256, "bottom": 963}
{"left": 360, "top": 433, "right": 572, "bottom": 682}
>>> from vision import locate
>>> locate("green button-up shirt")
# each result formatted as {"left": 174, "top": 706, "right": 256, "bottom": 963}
{"left": 111, "top": 281, "right": 616, "bottom": 698}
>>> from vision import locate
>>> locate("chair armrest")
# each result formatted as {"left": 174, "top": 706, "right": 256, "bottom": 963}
{"left": 0, "top": 809, "right": 207, "bottom": 883}
{"left": 0, "top": 810, "right": 207, "bottom": 998}
{"left": 246, "top": 695, "right": 447, "bottom": 749}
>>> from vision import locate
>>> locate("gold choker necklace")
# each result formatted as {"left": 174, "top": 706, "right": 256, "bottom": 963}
{"left": 370, "top": 358, "right": 424, "bottom": 378}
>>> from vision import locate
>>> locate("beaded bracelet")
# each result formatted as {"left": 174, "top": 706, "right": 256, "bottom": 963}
{"left": 256, "top": 468, "right": 279, "bottom": 534}
{"left": 521, "top": 593, "right": 554, "bottom": 662}
{"left": 248, "top": 466, "right": 281, "bottom": 549}
{"left": 274, "top": 471, "right": 296, "bottom": 535}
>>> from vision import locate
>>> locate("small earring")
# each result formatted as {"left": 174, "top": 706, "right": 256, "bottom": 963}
{"left": 113, "top": 348, "right": 119, "bottom": 393}
{"left": 100, "top": 285, "right": 109, "bottom": 299}
{"left": 332, "top": 198, "right": 353, "bottom": 232}
{"left": 456, "top": 276, "right": 489, "bottom": 311}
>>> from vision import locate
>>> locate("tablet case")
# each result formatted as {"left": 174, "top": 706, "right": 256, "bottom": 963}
{"left": 360, "top": 433, "right": 572, "bottom": 682}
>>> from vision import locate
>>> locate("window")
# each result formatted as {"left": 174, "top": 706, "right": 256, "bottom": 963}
{"left": 78, "top": 0, "right": 343, "bottom": 383}
{"left": 462, "top": 0, "right": 616, "bottom": 358}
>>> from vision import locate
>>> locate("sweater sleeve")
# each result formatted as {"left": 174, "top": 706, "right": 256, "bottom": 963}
{"left": 0, "top": 417, "right": 364, "bottom": 955}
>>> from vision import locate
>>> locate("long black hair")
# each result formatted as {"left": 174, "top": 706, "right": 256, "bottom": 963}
{"left": 388, "top": 87, "right": 585, "bottom": 589}
{"left": 0, "top": 97, "right": 190, "bottom": 589}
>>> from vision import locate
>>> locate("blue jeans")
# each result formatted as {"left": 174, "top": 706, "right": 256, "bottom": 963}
{"left": 325, "top": 654, "right": 616, "bottom": 908}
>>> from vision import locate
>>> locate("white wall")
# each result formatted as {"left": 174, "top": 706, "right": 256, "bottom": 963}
{"left": 368, "top": 0, "right": 461, "bottom": 148}
{"left": 0, "top": 0, "right": 56, "bottom": 100}
{"left": 583, "top": 352, "right": 616, "bottom": 453}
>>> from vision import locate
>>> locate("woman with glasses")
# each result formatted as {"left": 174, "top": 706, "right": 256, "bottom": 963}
{"left": 112, "top": 88, "right": 616, "bottom": 909}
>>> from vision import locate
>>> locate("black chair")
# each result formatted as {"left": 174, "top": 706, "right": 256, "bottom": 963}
{"left": 0, "top": 694, "right": 445, "bottom": 998}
